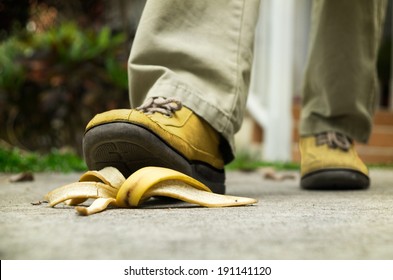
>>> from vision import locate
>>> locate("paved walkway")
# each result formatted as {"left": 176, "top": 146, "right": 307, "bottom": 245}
{"left": 1, "top": 168, "right": 393, "bottom": 260}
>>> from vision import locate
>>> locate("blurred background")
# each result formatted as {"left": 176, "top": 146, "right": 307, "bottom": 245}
{"left": 0, "top": 0, "right": 146, "bottom": 158}
{"left": 0, "top": 0, "right": 392, "bottom": 167}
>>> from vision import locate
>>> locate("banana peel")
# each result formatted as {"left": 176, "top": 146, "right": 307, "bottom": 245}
{"left": 45, "top": 166, "right": 258, "bottom": 216}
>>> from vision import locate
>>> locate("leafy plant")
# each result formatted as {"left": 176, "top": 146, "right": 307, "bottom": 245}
{"left": 0, "top": 22, "right": 130, "bottom": 155}
{"left": 0, "top": 37, "right": 25, "bottom": 92}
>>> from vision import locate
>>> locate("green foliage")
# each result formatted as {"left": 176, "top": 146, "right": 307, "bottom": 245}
{"left": 0, "top": 147, "right": 86, "bottom": 173}
{"left": 0, "top": 37, "right": 25, "bottom": 92}
{"left": 30, "top": 23, "right": 126, "bottom": 66}
{"left": 0, "top": 22, "right": 130, "bottom": 155}
{"left": 105, "top": 57, "right": 129, "bottom": 89}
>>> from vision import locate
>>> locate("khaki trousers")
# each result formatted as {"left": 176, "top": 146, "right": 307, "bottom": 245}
{"left": 128, "top": 0, "right": 387, "bottom": 162}
{"left": 300, "top": 0, "right": 387, "bottom": 143}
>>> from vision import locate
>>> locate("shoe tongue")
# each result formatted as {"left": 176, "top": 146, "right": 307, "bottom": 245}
{"left": 137, "top": 97, "right": 182, "bottom": 117}
{"left": 316, "top": 132, "right": 351, "bottom": 151}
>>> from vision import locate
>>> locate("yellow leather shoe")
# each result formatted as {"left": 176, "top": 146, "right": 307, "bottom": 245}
{"left": 299, "top": 132, "right": 369, "bottom": 190}
{"left": 83, "top": 97, "right": 226, "bottom": 194}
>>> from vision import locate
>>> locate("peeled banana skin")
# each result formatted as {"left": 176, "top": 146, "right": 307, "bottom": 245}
{"left": 45, "top": 166, "right": 258, "bottom": 216}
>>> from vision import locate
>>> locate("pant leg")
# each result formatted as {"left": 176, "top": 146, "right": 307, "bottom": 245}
{"left": 300, "top": 0, "right": 387, "bottom": 143}
{"left": 128, "top": 0, "right": 260, "bottom": 162}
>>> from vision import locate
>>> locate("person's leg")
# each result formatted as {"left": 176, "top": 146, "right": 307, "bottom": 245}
{"left": 299, "top": 0, "right": 387, "bottom": 189}
{"left": 83, "top": 0, "right": 260, "bottom": 193}
{"left": 128, "top": 0, "right": 260, "bottom": 157}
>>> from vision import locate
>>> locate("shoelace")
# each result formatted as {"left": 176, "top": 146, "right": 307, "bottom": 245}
{"left": 137, "top": 97, "right": 182, "bottom": 117}
{"left": 316, "top": 131, "right": 351, "bottom": 151}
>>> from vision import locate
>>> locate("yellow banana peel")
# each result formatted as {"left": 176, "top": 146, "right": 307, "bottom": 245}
{"left": 45, "top": 166, "right": 258, "bottom": 216}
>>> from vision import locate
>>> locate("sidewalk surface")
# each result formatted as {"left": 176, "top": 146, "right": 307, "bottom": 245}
{"left": 1, "top": 168, "right": 393, "bottom": 260}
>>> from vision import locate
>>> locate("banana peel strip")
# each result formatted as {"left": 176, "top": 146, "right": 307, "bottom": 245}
{"left": 45, "top": 166, "right": 258, "bottom": 216}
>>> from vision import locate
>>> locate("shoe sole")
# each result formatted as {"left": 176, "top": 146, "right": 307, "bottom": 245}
{"left": 300, "top": 169, "right": 370, "bottom": 190}
{"left": 83, "top": 122, "right": 226, "bottom": 194}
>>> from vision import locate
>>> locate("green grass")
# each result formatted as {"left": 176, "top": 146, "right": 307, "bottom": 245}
{"left": 0, "top": 147, "right": 87, "bottom": 173}
{"left": 1, "top": 147, "right": 391, "bottom": 173}
{"left": 226, "top": 158, "right": 300, "bottom": 171}
{"left": 1, "top": 147, "right": 299, "bottom": 173}
{"left": 226, "top": 152, "right": 300, "bottom": 171}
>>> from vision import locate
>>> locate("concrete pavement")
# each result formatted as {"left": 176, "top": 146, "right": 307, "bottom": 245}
{"left": 1, "top": 168, "right": 393, "bottom": 260}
